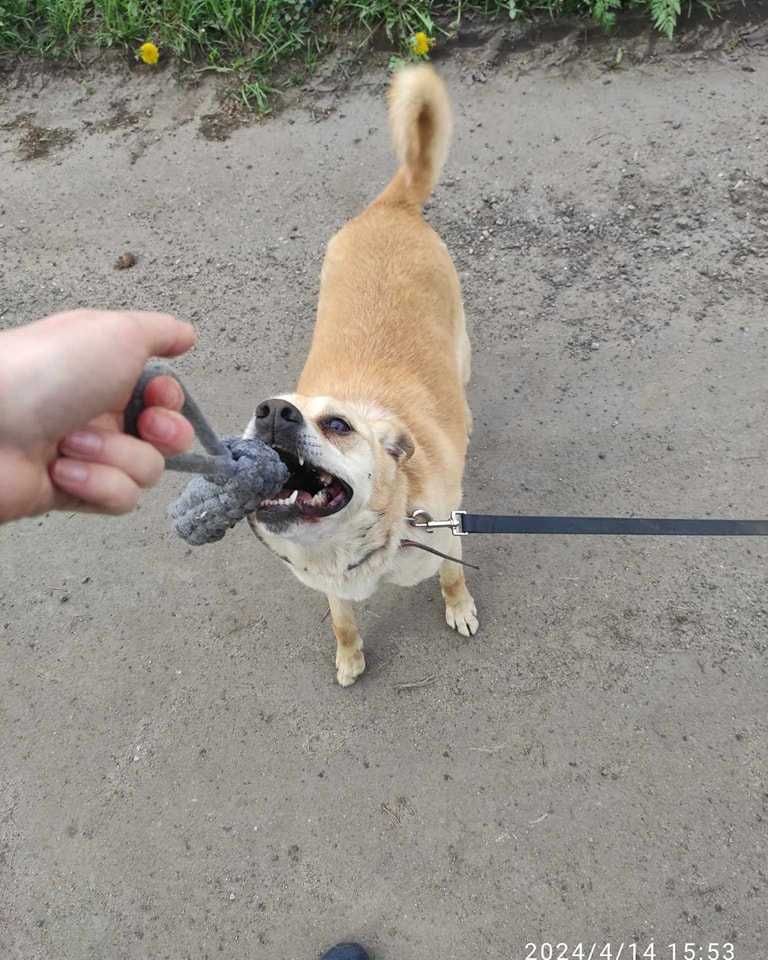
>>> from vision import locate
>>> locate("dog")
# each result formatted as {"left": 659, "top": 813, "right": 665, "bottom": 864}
{"left": 245, "top": 65, "right": 478, "bottom": 686}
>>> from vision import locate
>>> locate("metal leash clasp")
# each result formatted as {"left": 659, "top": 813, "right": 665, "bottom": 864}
{"left": 406, "top": 510, "right": 467, "bottom": 536}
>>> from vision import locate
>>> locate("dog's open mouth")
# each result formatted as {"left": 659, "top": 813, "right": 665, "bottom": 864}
{"left": 257, "top": 448, "right": 353, "bottom": 521}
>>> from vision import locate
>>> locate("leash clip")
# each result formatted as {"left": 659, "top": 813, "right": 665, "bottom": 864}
{"left": 407, "top": 510, "right": 466, "bottom": 536}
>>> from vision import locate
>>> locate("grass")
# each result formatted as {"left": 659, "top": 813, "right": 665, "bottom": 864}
{"left": 0, "top": 0, "right": 720, "bottom": 109}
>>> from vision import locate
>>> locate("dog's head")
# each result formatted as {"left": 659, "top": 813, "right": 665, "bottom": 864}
{"left": 245, "top": 394, "right": 414, "bottom": 540}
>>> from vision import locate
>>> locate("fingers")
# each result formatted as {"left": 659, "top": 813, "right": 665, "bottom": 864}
{"left": 137, "top": 375, "right": 195, "bottom": 452}
{"left": 59, "top": 430, "right": 165, "bottom": 488}
{"left": 85, "top": 377, "right": 192, "bottom": 454}
{"left": 51, "top": 413, "right": 194, "bottom": 515}
{"left": 136, "top": 407, "right": 194, "bottom": 456}
{"left": 143, "top": 374, "right": 185, "bottom": 411}
{"left": 51, "top": 459, "right": 142, "bottom": 515}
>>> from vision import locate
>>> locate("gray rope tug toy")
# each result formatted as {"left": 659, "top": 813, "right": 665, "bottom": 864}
{"left": 124, "top": 362, "right": 288, "bottom": 546}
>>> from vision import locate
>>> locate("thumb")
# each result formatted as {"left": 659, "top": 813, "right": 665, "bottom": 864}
{"left": 129, "top": 311, "right": 197, "bottom": 358}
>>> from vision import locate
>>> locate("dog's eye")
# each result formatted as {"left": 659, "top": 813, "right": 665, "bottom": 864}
{"left": 322, "top": 417, "right": 353, "bottom": 435}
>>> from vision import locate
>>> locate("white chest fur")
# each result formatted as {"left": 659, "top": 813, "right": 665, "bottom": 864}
{"left": 250, "top": 511, "right": 449, "bottom": 601}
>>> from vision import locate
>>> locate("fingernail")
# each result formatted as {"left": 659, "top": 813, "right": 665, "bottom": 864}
{"left": 166, "top": 379, "right": 184, "bottom": 408}
{"left": 53, "top": 459, "right": 89, "bottom": 484}
{"left": 61, "top": 431, "right": 103, "bottom": 456}
{"left": 143, "top": 411, "right": 177, "bottom": 443}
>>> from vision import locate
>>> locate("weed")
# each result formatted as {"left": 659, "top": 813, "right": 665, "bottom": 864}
{"left": 0, "top": 1, "right": 720, "bottom": 109}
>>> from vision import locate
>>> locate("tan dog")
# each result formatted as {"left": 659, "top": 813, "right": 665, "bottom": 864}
{"left": 245, "top": 65, "right": 477, "bottom": 686}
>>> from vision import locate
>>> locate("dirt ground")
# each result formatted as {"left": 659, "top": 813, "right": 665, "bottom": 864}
{"left": 2, "top": 9, "right": 768, "bottom": 960}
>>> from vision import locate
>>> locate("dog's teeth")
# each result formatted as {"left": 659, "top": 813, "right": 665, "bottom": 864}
{"left": 287, "top": 490, "right": 298, "bottom": 505}
{"left": 319, "top": 471, "right": 333, "bottom": 485}
{"left": 298, "top": 455, "right": 304, "bottom": 467}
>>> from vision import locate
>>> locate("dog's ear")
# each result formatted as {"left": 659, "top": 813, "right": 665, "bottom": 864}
{"left": 373, "top": 417, "right": 415, "bottom": 464}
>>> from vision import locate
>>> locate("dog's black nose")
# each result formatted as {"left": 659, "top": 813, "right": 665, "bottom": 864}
{"left": 252, "top": 398, "right": 305, "bottom": 448}
{"left": 255, "top": 399, "right": 304, "bottom": 426}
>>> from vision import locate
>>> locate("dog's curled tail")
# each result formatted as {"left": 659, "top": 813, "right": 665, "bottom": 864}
{"left": 383, "top": 64, "right": 452, "bottom": 207}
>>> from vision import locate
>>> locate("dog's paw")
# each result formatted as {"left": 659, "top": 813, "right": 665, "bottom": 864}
{"left": 445, "top": 594, "right": 479, "bottom": 638}
{"left": 336, "top": 650, "right": 366, "bottom": 687}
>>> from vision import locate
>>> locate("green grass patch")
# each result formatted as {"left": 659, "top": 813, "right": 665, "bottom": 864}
{"left": 0, "top": 0, "right": 719, "bottom": 108}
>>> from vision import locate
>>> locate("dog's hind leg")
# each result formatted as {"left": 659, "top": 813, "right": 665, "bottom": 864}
{"left": 439, "top": 539, "right": 479, "bottom": 638}
{"left": 328, "top": 594, "right": 366, "bottom": 687}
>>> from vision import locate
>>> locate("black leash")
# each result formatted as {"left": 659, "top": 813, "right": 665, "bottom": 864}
{"left": 408, "top": 510, "right": 768, "bottom": 538}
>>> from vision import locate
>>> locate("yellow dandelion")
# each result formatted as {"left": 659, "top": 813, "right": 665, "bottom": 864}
{"left": 138, "top": 41, "right": 160, "bottom": 65}
{"left": 410, "top": 32, "right": 435, "bottom": 58}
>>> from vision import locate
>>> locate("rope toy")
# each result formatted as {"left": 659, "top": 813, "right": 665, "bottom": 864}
{"left": 124, "top": 362, "right": 288, "bottom": 545}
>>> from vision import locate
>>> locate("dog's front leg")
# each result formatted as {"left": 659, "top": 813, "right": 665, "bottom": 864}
{"left": 328, "top": 595, "right": 366, "bottom": 687}
{"left": 439, "top": 539, "right": 479, "bottom": 638}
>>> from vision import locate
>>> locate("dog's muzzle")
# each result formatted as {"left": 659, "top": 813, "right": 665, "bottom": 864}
{"left": 248, "top": 398, "right": 353, "bottom": 528}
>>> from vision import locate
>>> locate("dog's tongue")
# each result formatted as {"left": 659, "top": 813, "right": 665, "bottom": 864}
{"left": 326, "top": 480, "right": 348, "bottom": 509}
{"left": 298, "top": 489, "right": 330, "bottom": 514}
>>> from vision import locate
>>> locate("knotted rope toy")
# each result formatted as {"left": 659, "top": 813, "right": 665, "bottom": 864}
{"left": 124, "top": 362, "right": 288, "bottom": 545}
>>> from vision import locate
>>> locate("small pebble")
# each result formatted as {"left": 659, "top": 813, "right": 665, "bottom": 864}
{"left": 114, "top": 252, "right": 137, "bottom": 270}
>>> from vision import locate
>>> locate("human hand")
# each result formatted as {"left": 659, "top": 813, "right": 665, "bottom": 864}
{"left": 0, "top": 309, "right": 197, "bottom": 522}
